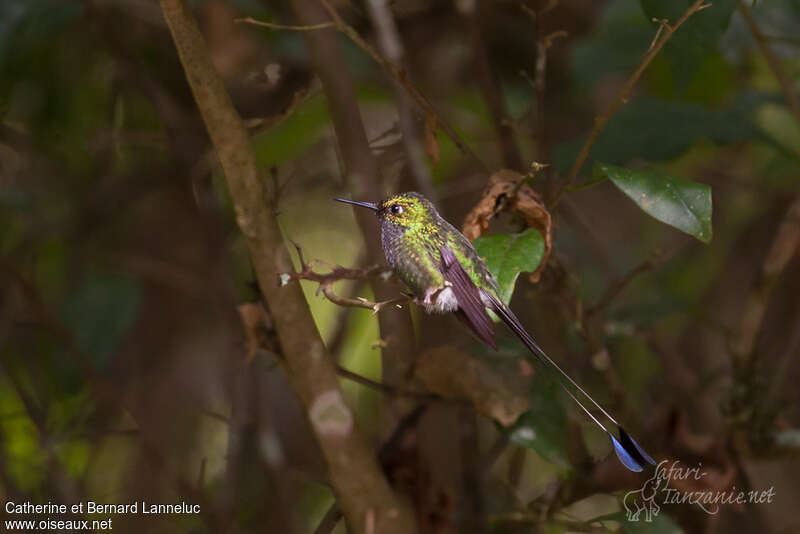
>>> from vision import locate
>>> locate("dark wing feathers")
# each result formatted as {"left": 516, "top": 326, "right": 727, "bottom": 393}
{"left": 439, "top": 246, "right": 497, "bottom": 350}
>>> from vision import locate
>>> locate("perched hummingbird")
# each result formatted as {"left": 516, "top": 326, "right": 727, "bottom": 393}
{"left": 335, "top": 192, "right": 655, "bottom": 472}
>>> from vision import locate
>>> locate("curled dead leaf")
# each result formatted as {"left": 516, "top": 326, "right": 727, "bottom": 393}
{"left": 462, "top": 168, "right": 552, "bottom": 282}
{"left": 415, "top": 346, "right": 529, "bottom": 427}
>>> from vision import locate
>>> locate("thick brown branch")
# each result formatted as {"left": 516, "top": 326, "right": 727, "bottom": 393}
{"left": 552, "top": 0, "right": 711, "bottom": 206}
{"left": 158, "top": 1, "right": 417, "bottom": 533}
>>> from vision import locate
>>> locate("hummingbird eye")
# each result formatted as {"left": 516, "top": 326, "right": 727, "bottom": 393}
{"left": 390, "top": 204, "right": 403, "bottom": 215}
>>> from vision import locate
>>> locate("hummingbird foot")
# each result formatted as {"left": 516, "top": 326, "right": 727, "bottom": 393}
{"left": 416, "top": 283, "right": 459, "bottom": 314}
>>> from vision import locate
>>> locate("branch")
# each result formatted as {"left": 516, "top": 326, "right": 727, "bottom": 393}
{"left": 235, "top": 16, "right": 335, "bottom": 31}
{"left": 365, "top": 0, "right": 437, "bottom": 200}
{"left": 240, "top": 4, "right": 487, "bottom": 171}
{"left": 738, "top": 1, "right": 800, "bottom": 125}
{"left": 336, "top": 365, "right": 440, "bottom": 400}
{"left": 463, "top": 0, "right": 524, "bottom": 171}
{"left": 280, "top": 243, "right": 407, "bottom": 312}
{"left": 158, "top": 2, "right": 417, "bottom": 533}
{"left": 585, "top": 247, "right": 670, "bottom": 317}
{"left": 731, "top": 197, "right": 800, "bottom": 367}
{"left": 552, "top": 0, "right": 711, "bottom": 206}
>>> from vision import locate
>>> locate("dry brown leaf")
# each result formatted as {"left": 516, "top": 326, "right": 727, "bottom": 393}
{"left": 415, "top": 346, "right": 529, "bottom": 426}
{"left": 424, "top": 112, "right": 440, "bottom": 166}
{"left": 462, "top": 168, "right": 552, "bottom": 282}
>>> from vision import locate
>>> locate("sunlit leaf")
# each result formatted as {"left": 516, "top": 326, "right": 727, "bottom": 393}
{"left": 473, "top": 229, "right": 545, "bottom": 305}
{"left": 595, "top": 163, "right": 712, "bottom": 243}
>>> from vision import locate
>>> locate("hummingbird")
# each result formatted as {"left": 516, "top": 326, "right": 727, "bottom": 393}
{"left": 334, "top": 192, "right": 655, "bottom": 472}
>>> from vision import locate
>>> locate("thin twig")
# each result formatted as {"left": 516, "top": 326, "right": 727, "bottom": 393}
{"left": 365, "top": 0, "right": 437, "bottom": 200}
{"left": 585, "top": 247, "right": 671, "bottom": 317}
{"left": 240, "top": 5, "right": 487, "bottom": 170}
{"left": 235, "top": 16, "right": 335, "bottom": 31}
{"left": 731, "top": 197, "right": 800, "bottom": 367}
{"left": 523, "top": 1, "right": 564, "bottom": 195}
{"left": 313, "top": 504, "right": 344, "bottom": 534}
{"left": 336, "top": 365, "right": 440, "bottom": 400}
{"left": 738, "top": 1, "right": 800, "bottom": 125}
{"left": 464, "top": 0, "right": 524, "bottom": 170}
{"left": 280, "top": 243, "right": 406, "bottom": 312}
{"left": 552, "top": 0, "right": 711, "bottom": 207}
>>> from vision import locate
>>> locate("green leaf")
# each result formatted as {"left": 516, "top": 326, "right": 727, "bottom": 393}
{"left": 595, "top": 163, "right": 713, "bottom": 243}
{"left": 640, "top": 0, "right": 736, "bottom": 92}
{"left": 473, "top": 229, "right": 545, "bottom": 305}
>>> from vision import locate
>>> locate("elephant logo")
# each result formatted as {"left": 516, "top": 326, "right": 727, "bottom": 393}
{"left": 623, "top": 468, "right": 663, "bottom": 522}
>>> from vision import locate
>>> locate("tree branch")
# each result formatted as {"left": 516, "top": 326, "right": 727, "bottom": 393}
{"left": 365, "top": 0, "right": 437, "bottom": 200}
{"left": 240, "top": 3, "right": 487, "bottom": 171}
{"left": 463, "top": 0, "right": 524, "bottom": 171}
{"left": 280, "top": 245, "right": 408, "bottom": 312}
{"left": 552, "top": 0, "right": 711, "bottom": 206}
{"left": 731, "top": 197, "right": 800, "bottom": 367}
{"left": 585, "top": 247, "right": 670, "bottom": 317}
{"left": 738, "top": 0, "right": 800, "bottom": 125}
{"left": 158, "top": 2, "right": 417, "bottom": 532}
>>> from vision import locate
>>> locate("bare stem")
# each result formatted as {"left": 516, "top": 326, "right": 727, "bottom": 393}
{"left": 235, "top": 16, "right": 335, "bottom": 31}
{"left": 240, "top": 4, "right": 487, "bottom": 170}
{"left": 738, "top": 1, "right": 800, "bottom": 125}
{"left": 586, "top": 247, "right": 673, "bottom": 317}
{"left": 552, "top": 0, "right": 711, "bottom": 207}
{"left": 365, "top": 0, "right": 437, "bottom": 200}
{"left": 281, "top": 243, "right": 406, "bottom": 312}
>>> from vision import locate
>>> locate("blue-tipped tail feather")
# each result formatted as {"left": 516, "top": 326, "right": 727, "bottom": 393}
{"left": 482, "top": 289, "right": 655, "bottom": 473}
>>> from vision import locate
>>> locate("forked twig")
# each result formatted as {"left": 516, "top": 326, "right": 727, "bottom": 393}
{"left": 552, "top": 0, "right": 712, "bottom": 206}
{"left": 279, "top": 243, "right": 406, "bottom": 313}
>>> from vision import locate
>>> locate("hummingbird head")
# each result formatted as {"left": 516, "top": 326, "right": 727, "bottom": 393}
{"left": 334, "top": 192, "right": 437, "bottom": 229}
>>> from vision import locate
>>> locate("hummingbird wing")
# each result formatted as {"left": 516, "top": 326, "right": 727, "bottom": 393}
{"left": 482, "top": 290, "right": 656, "bottom": 473}
{"left": 439, "top": 246, "right": 497, "bottom": 350}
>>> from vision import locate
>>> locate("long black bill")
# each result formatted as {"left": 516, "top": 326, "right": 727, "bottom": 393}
{"left": 333, "top": 198, "right": 379, "bottom": 211}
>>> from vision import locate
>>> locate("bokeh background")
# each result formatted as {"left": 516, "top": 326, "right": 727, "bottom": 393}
{"left": 1, "top": 0, "right": 799, "bottom": 532}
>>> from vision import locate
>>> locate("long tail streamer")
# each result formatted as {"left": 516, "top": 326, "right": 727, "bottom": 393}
{"left": 484, "top": 292, "right": 656, "bottom": 472}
